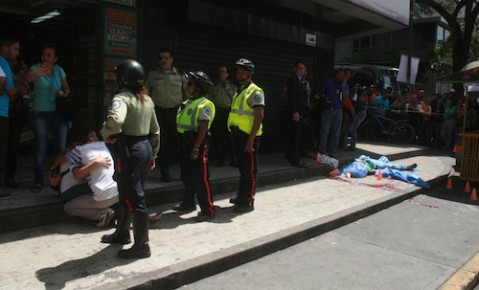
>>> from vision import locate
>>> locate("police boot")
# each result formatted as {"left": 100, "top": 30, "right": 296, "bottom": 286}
{"left": 101, "top": 207, "right": 131, "bottom": 244}
{"left": 118, "top": 211, "right": 150, "bottom": 259}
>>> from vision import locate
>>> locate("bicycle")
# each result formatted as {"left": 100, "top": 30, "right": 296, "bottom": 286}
{"left": 358, "top": 109, "right": 416, "bottom": 144}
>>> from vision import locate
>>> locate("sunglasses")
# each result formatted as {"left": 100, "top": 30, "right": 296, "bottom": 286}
{"left": 158, "top": 56, "right": 170, "bottom": 61}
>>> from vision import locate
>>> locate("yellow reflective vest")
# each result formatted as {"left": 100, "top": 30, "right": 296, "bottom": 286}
{"left": 227, "top": 82, "right": 263, "bottom": 136}
{"left": 176, "top": 97, "right": 216, "bottom": 134}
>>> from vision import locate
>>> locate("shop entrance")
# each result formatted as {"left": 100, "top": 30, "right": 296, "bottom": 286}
{"left": 0, "top": 1, "right": 103, "bottom": 147}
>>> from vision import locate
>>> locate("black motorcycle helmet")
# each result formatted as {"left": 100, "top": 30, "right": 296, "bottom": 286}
{"left": 185, "top": 71, "right": 214, "bottom": 95}
{"left": 115, "top": 59, "right": 145, "bottom": 89}
{"left": 234, "top": 58, "right": 255, "bottom": 71}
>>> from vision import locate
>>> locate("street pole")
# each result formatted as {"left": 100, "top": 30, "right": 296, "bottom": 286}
{"left": 407, "top": 0, "right": 415, "bottom": 93}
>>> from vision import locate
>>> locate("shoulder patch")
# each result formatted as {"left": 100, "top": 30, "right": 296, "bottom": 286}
{"left": 203, "top": 106, "right": 211, "bottom": 116}
{"left": 111, "top": 99, "right": 121, "bottom": 111}
{"left": 253, "top": 92, "right": 264, "bottom": 103}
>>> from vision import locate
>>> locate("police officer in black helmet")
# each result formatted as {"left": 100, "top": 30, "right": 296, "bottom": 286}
{"left": 101, "top": 59, "right": 160, "bottom": 259}
{"left": 174, "top": 71, "right": 216, "bottom": 222}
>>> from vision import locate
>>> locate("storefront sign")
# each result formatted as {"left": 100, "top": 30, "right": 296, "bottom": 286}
{"left": 105, "top": 8, "right": 138, "bottom": 57}
{"left": 305, "top": 33, "right": 316, "bottom": 47}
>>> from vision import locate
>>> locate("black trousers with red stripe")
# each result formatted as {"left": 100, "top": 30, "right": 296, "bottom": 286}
{"left": 178, "top": 134, "right": 214, "bottom": 216}
{"left": 113, "top": 137, "right": 151, "bottom": 213}
{"left": 231, "top": 129, "right": 260, "bottom": 205}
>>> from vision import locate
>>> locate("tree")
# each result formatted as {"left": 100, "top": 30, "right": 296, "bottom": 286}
{"left": 416, "top": 0, "right": 479, "bottom": 93}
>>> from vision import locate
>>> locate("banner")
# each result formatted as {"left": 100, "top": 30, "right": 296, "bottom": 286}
{"left": 397, "top": 54, "right": 419, "bottom": 84}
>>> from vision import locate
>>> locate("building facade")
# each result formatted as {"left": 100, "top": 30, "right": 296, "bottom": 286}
{"left": 0, "top": 0, "right": 409, "bottom": 151}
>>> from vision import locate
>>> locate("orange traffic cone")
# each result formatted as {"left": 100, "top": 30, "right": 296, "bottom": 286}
{"left": 446, "top": 178, "right": 453, "bottom": 189}
{"left": 470, "top": 188, "right": 477, "bottom": 201}
{"left": 464, "top": 181, "right": 471, "bottom": 193}
{"left": 376, "top": 170, "right": 383, "bottom": 180}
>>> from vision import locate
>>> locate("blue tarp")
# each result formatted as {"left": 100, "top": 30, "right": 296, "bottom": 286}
{"left": 339, "top": 156, "right": 430, "bottom": 188}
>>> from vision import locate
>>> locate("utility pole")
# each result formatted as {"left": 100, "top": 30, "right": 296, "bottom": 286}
{"left": 407, "top": 0, "right": 414, "bottom": 93}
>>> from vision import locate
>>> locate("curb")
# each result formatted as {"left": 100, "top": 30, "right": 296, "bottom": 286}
{"left": 439, "top": 252, "right": 479, "bottom": 290}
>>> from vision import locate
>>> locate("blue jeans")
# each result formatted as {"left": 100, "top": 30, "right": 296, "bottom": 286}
{"left": 32, "top": 111, "right": 68, "bottom": 185}
{"left": 319, "top": 108, "right": 343, "bottom": 157}
{"left": 347, "top": 109, "right": 367, "bottom": 148}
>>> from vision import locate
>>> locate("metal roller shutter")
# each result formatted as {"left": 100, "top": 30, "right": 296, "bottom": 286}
{"left": 175, "top": 23, "right": 317, "bottom": 153}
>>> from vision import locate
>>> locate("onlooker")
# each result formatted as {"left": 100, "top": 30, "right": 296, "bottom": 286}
{"left": 339, "top": 69, "right": 354, "bottom": 149}
{"left": 5, "top": 58, "right": 29, "bottom": 188}
{"left": 317, "top": 68, "right": 346, "bottom": 159}
{"left": 285, "top": 61, "right": 308, "bottom": 167}
{"left": 228, "top": 58, "right": 264, "bottom": 213}
{"left": 440, "top": 95, "right": 457, "bottom": 150}
{"left": 26, "top": 46, "right": 71, "bottom": 193}
{"left": 208, "top": 65, "right": 236, "bottom": 167}
{"left": 62, "top": 129, "right": 119, "bottom": 227}
{"left": 388, "top": 93, "right": 407, "bottom": 119}
{"left": 0, "top": 38, "right": 20, "bottom": 199}
{"left": 430, "top": 93, "right": 444, "bottom": 148}
{"left": 419, "top": 95, "right": 432, "bottom": 145}
{"left": 145, "top": 48, "right": 185, "bottom": 182}
{"left": 101, "top": 59, "right": 160, "bottom": 259}
{"left": 405, "top": 94, "right": 423, "bottom": 144}
{"left": 346, "top": 89, "right": 368, "bottom": 150}
{"left": 373, "top": 89, "right": 390, "bottom": 117}
{"left": 174, "top": 71, "right": 216, "bottom": 221}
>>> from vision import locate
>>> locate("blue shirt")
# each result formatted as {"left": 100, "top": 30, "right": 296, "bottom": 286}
{"left": 322, "top": 78, "right": 347, "bottom": 109}
{"left": 31, "top": 64, "right": 66, "bottom": 112}
{"left": 0, "top": 56, "right": 14, "bottom": 117}
{"left": 373, "top": 95, "right": 390, "bottom": 117}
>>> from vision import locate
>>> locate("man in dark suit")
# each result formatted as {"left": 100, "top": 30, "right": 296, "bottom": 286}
{"left": 285, "top": 61, "right": 309, "bottom": 168}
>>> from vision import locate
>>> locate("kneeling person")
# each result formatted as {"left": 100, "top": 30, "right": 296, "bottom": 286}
{"left": 63, "top": 129, "right": 119, "bottom": 226}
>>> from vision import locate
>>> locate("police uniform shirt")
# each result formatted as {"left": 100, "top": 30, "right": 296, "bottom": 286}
{"left": 238, "top": 85, "right": 265, "bottom": 108}
{"left": 144, "top": 66, "right": 185, "bottom": 108}
{"left": 101, "top": 88, "right": 161, "bottom": 158}
{"left": 198, "top": 101, "right": 214, "bottom": 123}
{"left": 184, "top": 98, "right": 214, "bottom": 123}
{"left": 208, "top": 81, "right": 236, "bottom": 108}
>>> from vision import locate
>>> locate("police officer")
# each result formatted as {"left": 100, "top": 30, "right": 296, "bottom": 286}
{"left": 228, "top": 59, "right": 265, "bottom": 213}
{"left": 101, "top": 59, "right": 160, "bottom": 259}
{"left": 174, "top": 71, "right": 216, "bottom": 222}
{"left": 145, "top": 48, "right": 186, "bottom": 182}
{"left": 208, "top": 65, "right": 237, "bottom": 167}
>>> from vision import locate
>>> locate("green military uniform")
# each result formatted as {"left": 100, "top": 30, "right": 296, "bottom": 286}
{"left": 145, "top": 66, "right": 185, "bottom": 108}
{"left": 207, "top": 80, "right": 236, "bottom": 165}
{"left": 208, "top": 80, "right": 236, "bottom": 108}
{"left": 144, "top": 66, "right": 186, "bottom": 181}
{"left": 102, "top": 88, "right": 160, "bottom": 158}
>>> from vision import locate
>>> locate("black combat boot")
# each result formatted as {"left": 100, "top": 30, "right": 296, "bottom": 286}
{"left": 118, "top": 211, "right": 150, "bottom": 259}
{"left": 101, "top": 207, "right": 131, "bottom": 244}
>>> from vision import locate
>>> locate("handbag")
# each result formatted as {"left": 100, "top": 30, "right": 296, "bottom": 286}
{"left": 51, "top": 64, "right": 76, "bottom": 121}
{"left": 56, "top": 95, "right": 76, "bottom": 121}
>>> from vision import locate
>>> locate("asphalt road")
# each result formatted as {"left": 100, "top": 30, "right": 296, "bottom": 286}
{"left": 177, "top": 181, "right": 479, "bottom": 290}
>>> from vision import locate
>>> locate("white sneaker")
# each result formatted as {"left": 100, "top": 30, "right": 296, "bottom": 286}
{"left": 97, "top": 208, "right": 116, "bottom": 228}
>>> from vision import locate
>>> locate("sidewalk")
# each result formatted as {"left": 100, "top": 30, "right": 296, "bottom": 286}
{"left": 0, "top": 143, "right": 455, "bottom": 289}
{"left": 0, "top": 142, "right": 432, "bottom": 232}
